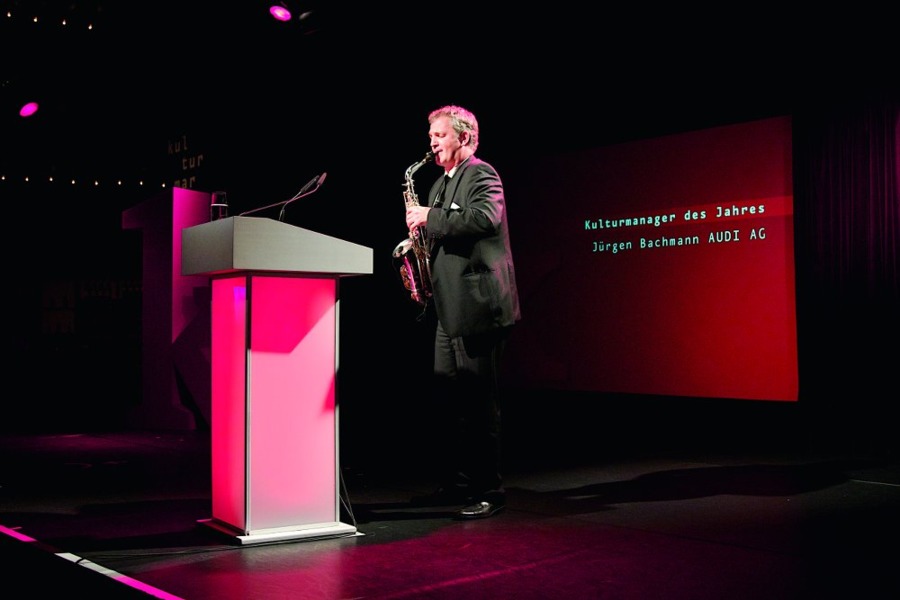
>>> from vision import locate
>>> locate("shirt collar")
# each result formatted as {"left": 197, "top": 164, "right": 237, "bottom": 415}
{"left": 446, "top": 156, "right": 472, "bottom": 179}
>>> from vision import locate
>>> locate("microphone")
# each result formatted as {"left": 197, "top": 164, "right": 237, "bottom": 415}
{"left": 278, "top": 172, "right": 327, "bottom": 221}
{"left": 238, "top": 172, "right": 328, "bottom": 217}
{"left": 296, "top": 173, "right": 322, "bottom": 196}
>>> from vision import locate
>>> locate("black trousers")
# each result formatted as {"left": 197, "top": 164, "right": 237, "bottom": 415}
{"left": 432, "top": 321, "right": 511, "bottom": 504}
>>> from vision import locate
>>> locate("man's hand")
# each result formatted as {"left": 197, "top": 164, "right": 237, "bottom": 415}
{"left": 406, "top": 205, "right": 431, "bottom": 231}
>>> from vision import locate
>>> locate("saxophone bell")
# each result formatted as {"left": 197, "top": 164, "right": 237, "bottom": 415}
{"left": 392, "top": 238, "right": 429, "bottom": 306}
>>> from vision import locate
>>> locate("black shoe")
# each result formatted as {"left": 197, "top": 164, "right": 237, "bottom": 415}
{"left": 455, "top": 501, "right": 505, "bottom": 520}
{"left": 410, "top": 486, "right": 471, "bottom": 506}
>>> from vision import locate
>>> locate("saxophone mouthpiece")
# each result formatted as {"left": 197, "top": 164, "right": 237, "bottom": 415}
{"left": 406, "top": 151, "right": 435, "bottom": 178}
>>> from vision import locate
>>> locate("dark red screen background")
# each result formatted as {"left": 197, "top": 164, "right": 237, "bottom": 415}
{"left": 503, "top": 116, "right": 798, "bottom": 402}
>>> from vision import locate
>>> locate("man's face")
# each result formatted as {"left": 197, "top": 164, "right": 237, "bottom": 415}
{"left": 429, "top": 116, "right": 465, "bottom": 169}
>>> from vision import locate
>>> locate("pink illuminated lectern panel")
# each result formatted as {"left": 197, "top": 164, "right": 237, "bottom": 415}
{"left": 182, "top": 216, "right": 372, "bottom": 544}
{"left": 211, "top": 275, "right": 343, "bottom": 537}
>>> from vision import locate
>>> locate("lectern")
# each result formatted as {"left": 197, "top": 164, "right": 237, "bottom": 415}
{"left": 182, "top": 216, "right": 372, "bottom": 544}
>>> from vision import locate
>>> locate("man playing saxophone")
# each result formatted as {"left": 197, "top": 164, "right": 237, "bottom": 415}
{"left": 405, "top": 105, "right": 521, "bottom": 520}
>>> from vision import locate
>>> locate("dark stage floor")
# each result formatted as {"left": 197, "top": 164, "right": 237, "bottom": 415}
{"left": 1, "top": 423, "right": 898, "bottom": 599}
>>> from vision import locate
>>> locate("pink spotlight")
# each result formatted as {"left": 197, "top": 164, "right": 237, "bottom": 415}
{"left": 269, "top": 5, "right": 292, "bottom": 21}
{"left": 19, "top": 101, "right": 39, "bottom": 117}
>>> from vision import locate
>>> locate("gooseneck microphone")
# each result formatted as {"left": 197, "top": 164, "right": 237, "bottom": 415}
{"left": 238, "top": 172, "right": 328, "bottom": 218}
{"left": 278, "top": 172, "right": 327, "bottom": 221}
{"left": 296, "top": 173, "right": 323, "bottom": 197}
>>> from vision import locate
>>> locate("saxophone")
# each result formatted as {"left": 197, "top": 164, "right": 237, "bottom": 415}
{"left": 392, "top": 150, "right": 435, "bottom": 307}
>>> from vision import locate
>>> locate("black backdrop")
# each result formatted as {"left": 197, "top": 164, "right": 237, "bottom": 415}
{"left": 2, "top": 4, "right": 897, "bottom": 462}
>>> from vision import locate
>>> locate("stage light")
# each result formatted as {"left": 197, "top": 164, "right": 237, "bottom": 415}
{"left": 269, "top": 4, "right": 292, "bottom": 22}
{"left": 19, "top": 101, "right": 39, "bottom": 117}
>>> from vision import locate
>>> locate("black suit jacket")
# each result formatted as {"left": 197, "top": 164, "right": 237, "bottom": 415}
{"left": 425, "top": 156, "right": 521, "bottom": 338}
